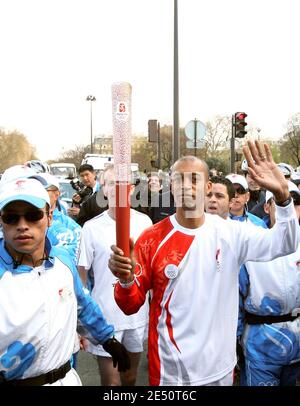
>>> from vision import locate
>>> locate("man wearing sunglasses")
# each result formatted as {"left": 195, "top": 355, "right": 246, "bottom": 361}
{"left": 226, "top": 173, "right": 267, "bottom": 382}
{"left": 0, "top": 178, "right": 130, "bottom": 385}
{"left": 241, "top": 159, "right": 266, "bottom": 219}
{"left": 226, "top": 174, "right": 267, "bottom": 229}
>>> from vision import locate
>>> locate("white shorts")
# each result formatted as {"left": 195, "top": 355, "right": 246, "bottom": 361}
{"left": 86, "top": 325, "right": 146, "bottom": 357}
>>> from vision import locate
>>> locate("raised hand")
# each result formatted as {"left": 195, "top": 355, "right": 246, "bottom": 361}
{"left": 243, "top": 140, "right": 289, "bottom": 203}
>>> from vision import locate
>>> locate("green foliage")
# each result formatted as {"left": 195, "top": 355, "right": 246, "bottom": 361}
{"left": 206, "top": 152, "right": 230, "bottom": 175}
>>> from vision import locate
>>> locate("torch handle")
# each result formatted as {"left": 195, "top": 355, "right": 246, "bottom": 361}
{"left": 115, "top": 182, "right": 131, "bottom": 257}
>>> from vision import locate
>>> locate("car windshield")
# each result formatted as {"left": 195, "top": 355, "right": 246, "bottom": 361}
{"left": 59, "top": 181, "right": 74, "bottom": 203}
{"left": 51, "top": 167, "right": 76, "bottom": 178}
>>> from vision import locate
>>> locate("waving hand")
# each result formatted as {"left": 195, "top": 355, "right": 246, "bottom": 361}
{"left": 243, "top": 140, "right": 289, "bottom": 203}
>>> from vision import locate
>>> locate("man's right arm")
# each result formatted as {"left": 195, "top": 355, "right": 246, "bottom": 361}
{"left": 109, "top": 237, "right": 152, "bottom": 315}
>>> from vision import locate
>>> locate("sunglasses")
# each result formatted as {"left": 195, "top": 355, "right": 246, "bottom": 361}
{"left": 0, "top": 210, "right": 48, "bottom": 225}
{"left": 234, "top": 186, "right": 247, "bottom": 195}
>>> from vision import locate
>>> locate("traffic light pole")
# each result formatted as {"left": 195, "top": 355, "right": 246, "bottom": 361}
{"left": 230, "top": 114, "right": 235, "bottom": 173}
{"left": 157, "top": 122, "right": 161, "bottom": 169}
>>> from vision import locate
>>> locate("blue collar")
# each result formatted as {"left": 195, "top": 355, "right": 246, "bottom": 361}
{"left": 229, "top": 212, "right": 247, "bottom": 222}
{"left": 0, "top": 237, "right": 55, "bottom": 274}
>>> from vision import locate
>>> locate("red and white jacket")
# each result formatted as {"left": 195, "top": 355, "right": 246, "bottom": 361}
{"left": 115, "top": 205, "right": 298, "bottom": 386}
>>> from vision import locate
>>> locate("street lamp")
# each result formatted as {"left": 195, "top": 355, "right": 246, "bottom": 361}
{"left": 86, "top": 95, "right": 96, "bottom": 153}
{"left": 257, "top": 127, "right": 261, "bottom": 141}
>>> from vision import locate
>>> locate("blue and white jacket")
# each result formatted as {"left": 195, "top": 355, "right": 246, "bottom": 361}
{"left": 0, "top": 238, "right": 114, "bottom": 380}
{"left": 47, "top": 207, "right": 81, "bottom": 264}
{"left": 239, "top": 226, "right": 300, "bottom": 365}
{"left": 229, "top": 211, "right": 267, "bottom": 229}
{"left": 229, "top": 211, "right": 267, "bottom": 338}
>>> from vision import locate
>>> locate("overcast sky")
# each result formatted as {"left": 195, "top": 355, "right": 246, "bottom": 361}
{"left": 1, "top": 0, "right": 300, "bottom": 161}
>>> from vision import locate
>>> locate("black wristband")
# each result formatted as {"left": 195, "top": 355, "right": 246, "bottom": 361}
{"left": 275, "top": 195, "right": 292, "bottom": 207}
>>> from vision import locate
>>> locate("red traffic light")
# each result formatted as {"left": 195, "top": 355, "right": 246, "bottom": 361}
{"left": 234, "top": 112, "right": 247, "bottom": 138}
{"left": 235, "top": 112, "right": 247, "bottom": 121}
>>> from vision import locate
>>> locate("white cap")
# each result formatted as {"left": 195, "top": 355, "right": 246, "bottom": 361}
{"left": 0, "top": 178, "right": 50, "bottom": 210}
{"left": 291, "top": 171, "right": 300, "bottom": 184}
{"left": 265, "top": 181, "right": 300, "bottom": 203}
{"left": 225, "top": 174, "right": 249, "bottom": 191}
{"left": 33, "top": 172, "right": 60, "bottom": 190}
{"left": 0, "top": 165, "right": 37, "bottom": 185}
{"left": 277, "top": 163, "right": 294, "bottom": 177}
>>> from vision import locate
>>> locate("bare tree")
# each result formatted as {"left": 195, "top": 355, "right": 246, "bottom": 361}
{"left": 278, "top": 113, "right": 300, "bottom": 166}
{"left": 131, "top": 135, "right": 157, "bottom": 173}
{"left": 49, "top": 144, "right": 91, "bottom": 169}
{"left": 44, "top": 116, "right": 231, "bottom": 175}
{"left": 160, "top": 125, "right": 173, "bottom": 169}
{"left": 204, "top": 115, "right": 231, "bottom": 156}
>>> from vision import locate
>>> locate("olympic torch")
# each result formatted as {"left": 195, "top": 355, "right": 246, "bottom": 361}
{"left": 111, "top": 82, "right": 132, "bottom": 257}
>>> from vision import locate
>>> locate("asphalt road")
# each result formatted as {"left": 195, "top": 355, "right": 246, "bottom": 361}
{"left": 76, "top": 342, "right": 149, "bottom": 386}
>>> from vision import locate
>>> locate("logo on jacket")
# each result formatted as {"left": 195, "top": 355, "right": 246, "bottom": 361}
{"left": 164, "top": 264, "right": 179, "bottom": 279}
{"left": 216, "top": 249, "right": 221, "bottom": 272}
{"left": 58, "top": 286, "right": 73, "bottom": 301}
{"left": 0, "top": 341, "right": 35, "bottom": 380}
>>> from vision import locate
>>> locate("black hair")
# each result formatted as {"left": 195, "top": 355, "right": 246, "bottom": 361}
{"left": 78, "top": 164, "right": 94, "bottom": 174}
{"left": 147, "top": 172, "right": 162, "bottom": 185}
{"left": 210, "top": 175, "right": 235, "bottom": 201}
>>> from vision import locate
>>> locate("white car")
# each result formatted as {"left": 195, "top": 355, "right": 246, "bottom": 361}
{"left": 50, "top": 163, "right": 77, "bottom": 179}
{"left": 58, "top": 178, "right": 75, "bottom": 208}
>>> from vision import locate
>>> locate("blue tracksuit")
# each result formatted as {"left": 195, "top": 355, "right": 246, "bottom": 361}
{"left": 239, "top": 220, "right": 300, "bottom": 386}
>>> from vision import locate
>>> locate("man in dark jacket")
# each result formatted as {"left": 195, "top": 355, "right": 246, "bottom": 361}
{"left": 76, "top": 188, "right": 108, "bottom": 227}
{"left": 241, "top": 159, "right": 266, "bottom": 218}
